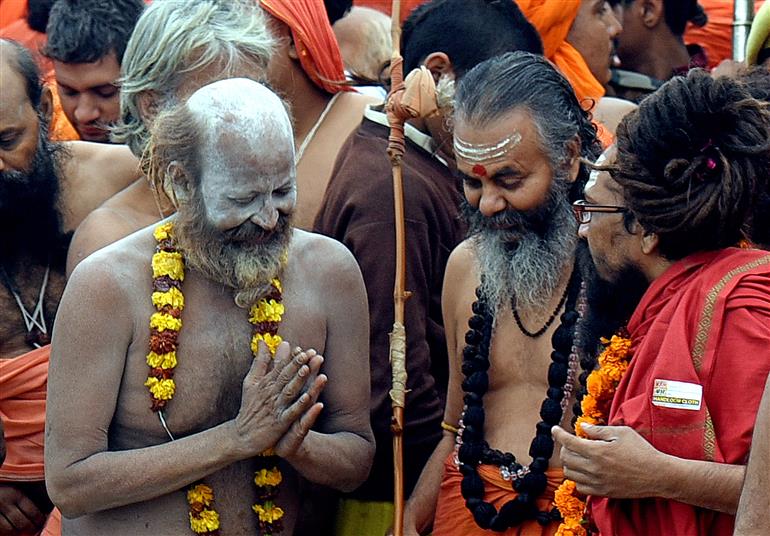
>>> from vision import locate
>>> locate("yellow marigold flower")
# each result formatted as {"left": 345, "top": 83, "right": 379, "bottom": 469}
{"left": 252, "top": 503, "right": 285, "bottom": 523}
{"left": 251, "top": 333, "right": 283, "bottom": 356}
{"left": 152, "top": 287, "right": 185, "bottom": 310}
{"left": 259, "top": 448, "right": 275, "bottom": 456}
{"left": 187, "top": 484, "right": 215, "bottom": 507}
{"left": 153, "top": 222, "right": 174, "bottom": 241}
{"left": 144, "top": 377, "right": 176, "bottom": 400}
{"left": 254, "top": 468, "right": 283, "bottom": 487}
{"left": 249, "top": 299, "right": 285, "bottom": 324}
{"left": 152, "top": 251, "right": 184, "bottom": 280}
{"left": 189, "top": 508, "right": 220, "bottom": 533}
{"left": 146, "top": 350, "right": 177, "bottom": 369}
{"left": 272, "top": 277, "right": 283, "bottom": 292}
{"left": 150, "top": 312, "right": 182, "bottom": 332}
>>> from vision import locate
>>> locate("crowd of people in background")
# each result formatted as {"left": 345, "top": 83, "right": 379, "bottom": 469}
{"left": 0, "top": 1, "right": 769, "bottom": 535}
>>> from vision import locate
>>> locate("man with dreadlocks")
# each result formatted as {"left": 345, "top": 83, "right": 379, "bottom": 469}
{"left": 402, "top": 51, "right": 602, "bottom": 535}
{"left": 555, "top": 70, "right": 770, "bottom": 535}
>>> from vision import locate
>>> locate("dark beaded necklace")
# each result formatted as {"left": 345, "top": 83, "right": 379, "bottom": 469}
{"left": 458, "top": 266, "right": 582, "bottom": 531}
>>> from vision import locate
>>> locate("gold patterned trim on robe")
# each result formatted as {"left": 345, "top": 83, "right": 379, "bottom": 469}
{"left": 691, "top": 255, "right": 770, "bottom": 372}
{"left": 691, "top": 254, "right": 770, "bottom": 461}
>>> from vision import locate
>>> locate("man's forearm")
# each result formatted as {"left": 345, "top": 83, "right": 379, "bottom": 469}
{"left": 660, "top": 453, "right": 745, "bottom": 514}
{"left": 47, "top": 420, "right": 246, "bottom": 518}
{"left": 285, "top": 430, "right": 374, "bottom": 492}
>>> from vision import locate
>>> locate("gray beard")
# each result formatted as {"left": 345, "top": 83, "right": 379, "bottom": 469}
{"left": 173, "top": 191, "right": 292, "bottom": 308}
{"left": 464, "top": 178, "right": 578, "bottom": 314}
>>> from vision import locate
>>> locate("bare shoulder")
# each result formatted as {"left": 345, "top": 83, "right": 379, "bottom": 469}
{"left": 62, "top": 141, "right": 140, "bottom": 184}
{"left": 290, "top": 229, "right": 359, "bottom": 277}
{"left": 443, "top": 239, "right": 479, "bottom": 319}
{"left": 58, "top": 142, "right": 141, "bottom": 230}
{"left": 66, "top": 181, "right": 160, "bottom": 276}
{"left": 67, "top": 224, "right": 156, "bottom": 298}
{"left": 593, "top": 97, "right": 638, "bottom": 135}
{"left": 337, "top": 91, "right": 381, "bottom": 111}
{"left": 445, "top": 239, "right": 479, "bottom": 287}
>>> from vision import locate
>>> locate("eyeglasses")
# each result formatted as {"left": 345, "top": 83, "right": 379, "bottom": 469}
{"left": 572, "top": 199, "right": 628, "bottom": 224}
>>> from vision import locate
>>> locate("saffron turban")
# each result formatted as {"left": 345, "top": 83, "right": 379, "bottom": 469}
{"left": 515, "top": 0, "right": 605, "bottom": 106}
{"left": 260, "top": 0, "right": 351, "bottom": 94}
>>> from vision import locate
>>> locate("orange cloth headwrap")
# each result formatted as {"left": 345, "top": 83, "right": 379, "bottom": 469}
{"left": 260, "top": 0, "right": 351, "bottom": 94}
{"left": 516, "top": 0, "right": 605, "bottom": 106}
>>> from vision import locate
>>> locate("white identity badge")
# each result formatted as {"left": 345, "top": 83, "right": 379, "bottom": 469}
{"left": 651, "top": 379, "right": 703, "bottom": 411}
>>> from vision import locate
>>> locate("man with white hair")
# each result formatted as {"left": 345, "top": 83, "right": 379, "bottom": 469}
{"left": 66, "top": 0, "right": 274, "bottom": 274}
{"left": 45, "top": 78, "right": 374, "bottom": 535}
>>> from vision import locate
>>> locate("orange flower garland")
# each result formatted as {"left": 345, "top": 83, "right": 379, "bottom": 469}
{"left": 554, "top": 332, "right": 633, "bottom": 536}
{"left": 146, "top": 222, "right": 286, "bottom": 535}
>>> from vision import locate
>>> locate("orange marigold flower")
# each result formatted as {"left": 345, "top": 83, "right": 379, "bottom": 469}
{"left": 586, "top": 369, "right": 614, "bottom": 400}
{"left": 575, "top": 415, "right": 601, "bottom": 437}
{"left": 555, "top": 519, "right": 587, "bottom": 536}
{"left": 599, "top": 335, "right": 632, "bottom": 365}
{"left": 554, "top": 480, "right": 585, "bottom": 520}
{"left": 187, "top": 484, "right": 215, "bottom": 507}
{"left": 580, "top": 395, "right": 602, "bottom": 419}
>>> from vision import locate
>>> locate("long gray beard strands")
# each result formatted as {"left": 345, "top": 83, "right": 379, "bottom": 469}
{"left": 473, "top": 185, "right": 577, "bottom": 314}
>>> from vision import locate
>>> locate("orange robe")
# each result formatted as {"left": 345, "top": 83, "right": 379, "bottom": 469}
{"left": 589, "top": 248, "right": 770, "bottom": 535}
{"left": 433, "top": 452, "right": 562, "bottom": 535}
{"left": 684, "top": 0, "right": 765, "bottom": 69}
{"left": 0, "top": 0, "right": 25, "bottom": 30}
{"left": 0, "top": 345, "right": 61, "bottom": 536}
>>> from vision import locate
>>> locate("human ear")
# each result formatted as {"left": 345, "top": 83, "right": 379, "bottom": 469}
{"left": 40, "top": 86, "right": 53, "bottom": 124}
{"left": 166, "top": 161, "right": 190, "bottom": 204}
{"left": 642, "top": 0, "right": 664, "bottom": 28}
{"left": 137, "top": 92, "right": 161, "bottom": 122}
{"left": 566, "top": 137, "right": 581, "bottom": 183}
{"left": 423, "top": 52, "right": 453, "bottom": 84}
{"left": 640, "top": 230, "right": 659, "bottom": 255}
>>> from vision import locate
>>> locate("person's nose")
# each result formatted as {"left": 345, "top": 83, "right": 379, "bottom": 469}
{"left": 250, "top": 204, "right": 279, "bottom": 230}
{"left": 478, "top": 185, "right": 507, "bottom": 217}
{"left": 606, "top": 8, "right": 622, "bottom": 38}
{"left": 73, "top": 94, "right": 100, "bottom": 124}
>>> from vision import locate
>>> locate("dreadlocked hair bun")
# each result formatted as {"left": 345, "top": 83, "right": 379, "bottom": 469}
{"left": 614, "top": 69, "right": 770, "bottom": 260}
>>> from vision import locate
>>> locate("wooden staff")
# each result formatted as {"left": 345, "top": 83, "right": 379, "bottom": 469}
{"left": 733, "top": 0, "right": 755, "bottom": 61}
{"left": 386, "top": 1, "right": 410, "bottom": 535}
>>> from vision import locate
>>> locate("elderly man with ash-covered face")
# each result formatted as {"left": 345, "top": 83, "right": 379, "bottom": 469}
{"left": 45, "top": 78, "right": 374, "bottom": 535}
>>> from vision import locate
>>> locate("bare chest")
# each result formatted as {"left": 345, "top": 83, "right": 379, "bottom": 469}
{"left": 112, "top": 279, "right": 327, "bottom": 447}
{"left": 0, "top": 262, "right": 66, "bottom": 358}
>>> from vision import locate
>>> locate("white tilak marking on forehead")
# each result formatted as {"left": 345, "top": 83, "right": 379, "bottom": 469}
{"left": 585, "top": 151, "right": 608, "bottom": 192}
{"left": 453, "top": 132, "right": 522, "bottom": 164}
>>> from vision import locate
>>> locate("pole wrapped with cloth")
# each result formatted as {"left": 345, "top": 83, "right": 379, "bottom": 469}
{"left": 383, "top": 1, "right": 441, "bottom": 533}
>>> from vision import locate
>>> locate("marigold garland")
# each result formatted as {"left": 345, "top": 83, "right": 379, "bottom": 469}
{"left": 146, "top": 222, "right": 286, "bottom": 535}
{"left": 554, "top": 332, "right": 632, "bottom": 535}
{"left": 249, "top": 278, "right": 286, "bottom": 535}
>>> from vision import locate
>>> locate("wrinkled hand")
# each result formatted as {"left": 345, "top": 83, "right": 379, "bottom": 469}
{"left": 234, "top": 341, "right": 323, "bottom": 456}
{"left": 552, "top": 424, "right": 665, "bottom": 499}
{"left": 273, "top": 347, "right": 327, "bottom": 459}
{"left": 0, "top": 484, "right": 46, "bottom": 535}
